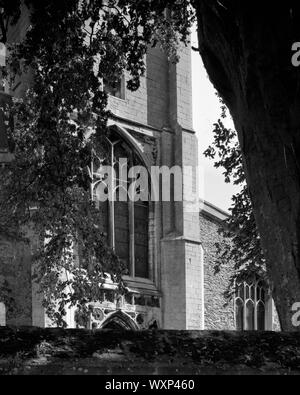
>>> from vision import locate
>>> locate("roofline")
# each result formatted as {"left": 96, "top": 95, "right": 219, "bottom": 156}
{"left": 200, "top": 199, "right": 230, "bottom": 222}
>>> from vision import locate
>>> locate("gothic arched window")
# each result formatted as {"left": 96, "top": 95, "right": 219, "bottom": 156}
{"left": 235, "top": 277, "right": 268, "bottom": 331}
{"left": 92, "top": 127, "right": 150, "bottom": 280}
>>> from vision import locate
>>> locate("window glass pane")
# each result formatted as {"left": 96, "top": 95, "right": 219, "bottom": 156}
{"left": 134, "top": 201, "right": 149, "bottom": 278}
{"left": 98, "top": 201, "right": 109, "bottom": 241}
{"left": 245, "top": 301, "right": 255, "bottom": 330}
{"left": 115, "top": 201, "right": 130, "bottom": 274}
{"left": 104, "top": 74, "right": 125, "bottom": 99}
{"left": 93, "top": 129, "right": 150, "bottom": 280}
{"left": 250, "top": 285, "right": 255, "bottom": 300}
{"left": 245, "top": 284, "right": 250, "bottom": 299}
{"left": 257, "top": 302, "right": 265, "bottom": 331}
{"left": 236, "top": 299, "right": 244, "bottom": 331}
{"left": 260, "top": 287, "right": 266, "bottom": 302}
{"left": 237, "top": 284, "right": 244, "bottom": 300}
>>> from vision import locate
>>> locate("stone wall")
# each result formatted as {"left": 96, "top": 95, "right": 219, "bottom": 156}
{"left": 185, "top": 242, "right": 204, "bottom": 330}
{"left": 146, "top": 47, "right": 169, "bottom": 129}
{"left": 161, "top": 239, "right": 187, "bottom": 329}
{"left": 108, "top": 71, "right": 148, "bottom": 126}
{"left": 199, "top": 211, "right": 236, "bottom": 331}
{"left": 0, "top": 238, "right": 32, "bottom": 326}
{"left": 199, "top": 205, "right": 283, "bottom": 332}
{"left": 175, "top": 45, "right": 194, "bottom": 131}
{"left": 107, "top": 46, "right": 170, "bottom": 129}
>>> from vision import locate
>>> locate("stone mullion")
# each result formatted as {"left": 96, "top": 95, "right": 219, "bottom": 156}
{"left": 128, "top": 153, "right": 135, "bottom": 277}
{"left": 243, "top": 282, "right": 247, "bottom": 330}
{"left": 109, "top": 142, "right": 116, "bottom": 250}
{"left": 254, "top": 282, "right": 258, "bottom": 331}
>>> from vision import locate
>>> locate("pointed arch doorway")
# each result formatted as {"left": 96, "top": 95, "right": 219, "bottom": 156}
{"left": 101, "top": 311, "right": 139, "bottom": 330}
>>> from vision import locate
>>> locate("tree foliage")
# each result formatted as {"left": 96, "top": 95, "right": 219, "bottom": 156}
{"left": 0, "top": 0, "right": 194, "bottom": 326}
{"left": 204, "top": 100, "right": 267, "bottom": 297}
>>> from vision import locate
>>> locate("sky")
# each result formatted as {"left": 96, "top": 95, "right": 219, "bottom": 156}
{"left": 191, "top": 30, "right": 239, "bottom": 213}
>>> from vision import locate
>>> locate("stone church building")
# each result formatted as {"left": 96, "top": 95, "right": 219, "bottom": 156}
{"left": 0, "top": 7, "right": 279, "bottom": 332}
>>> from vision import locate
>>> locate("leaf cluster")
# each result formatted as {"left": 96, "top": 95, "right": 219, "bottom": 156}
{"left": 204, "top": 98, "right": 266, "bottom": 298}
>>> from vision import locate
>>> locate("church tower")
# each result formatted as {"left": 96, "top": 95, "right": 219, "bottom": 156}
{"left": 101, "top": 42, "right": 203, "bottom": 330}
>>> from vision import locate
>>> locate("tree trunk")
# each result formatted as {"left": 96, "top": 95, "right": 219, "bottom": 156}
{"left": 195, "top": 1, "right": 300, "bottom": 330}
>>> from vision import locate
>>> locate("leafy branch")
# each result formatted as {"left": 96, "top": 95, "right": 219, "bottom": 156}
{"left": 204, "top": 97, "right": 267, "bottom": 299}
